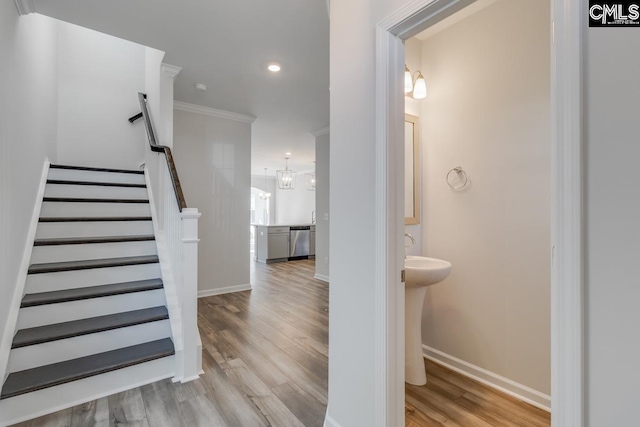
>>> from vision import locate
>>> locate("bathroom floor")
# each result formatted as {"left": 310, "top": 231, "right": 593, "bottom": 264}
{"left": 405, "top": 358, "right": 550, "bottom": 426}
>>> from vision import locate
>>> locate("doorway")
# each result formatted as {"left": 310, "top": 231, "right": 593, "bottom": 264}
{"left": 373, "top": 0, "right": 584, "bottom": 425}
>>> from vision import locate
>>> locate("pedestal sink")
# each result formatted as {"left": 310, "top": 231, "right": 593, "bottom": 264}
{"left": 404, "top": 256, "right": 452, "bottom": 385}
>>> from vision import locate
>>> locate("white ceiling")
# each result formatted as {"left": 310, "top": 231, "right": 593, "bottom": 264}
{"left": 30, "top": 0, "right": 329, "bottom": 176}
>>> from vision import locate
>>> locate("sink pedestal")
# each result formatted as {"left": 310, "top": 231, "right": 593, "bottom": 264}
{"left": 403, "top": 255, "right": 451, "bottom": 386}
{"left": 405, "top": 286, "right": 428, "bottom": 385}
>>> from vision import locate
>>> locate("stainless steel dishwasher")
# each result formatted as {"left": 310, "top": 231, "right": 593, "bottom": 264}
{"left": 289, "top": 226, "right": 311, "bottom": 259}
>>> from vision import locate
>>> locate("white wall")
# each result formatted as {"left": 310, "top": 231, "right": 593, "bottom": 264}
{"left": 173, "top": 109, "right": 252, "bottom": 294}
{"left": 0, "top": 9, "right": 59, "bottom": 379}
{"left": 328, "top": 0, "right": 381, "bottom": 424}
{"left": 417, "top": 0, "right": 550, "bottom": 395}
{"left": 250, "top": 175, "right": 277, "bottom": 225}
{"left": 586, "top": 27, "right": 640, "bottom": 426}
{"left": 56, "top": 23, "right": 146, "bottom": 170}
{"left": 315, "top": 131, "right": 330, "bottom": 280}
{"left": 275, "top": 177, "right": 316, "bottom": 225}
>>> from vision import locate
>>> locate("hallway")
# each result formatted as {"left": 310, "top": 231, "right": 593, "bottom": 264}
{"left": 14, "top": 260, "right": 328, "bottom": 426}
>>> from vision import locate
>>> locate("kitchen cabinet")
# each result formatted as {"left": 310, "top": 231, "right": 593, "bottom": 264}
{"left": 254, "top": 225, "right": 290, "bottom": 262}
{"left": 253, "top": 224, "right": 315, "bottom": 263}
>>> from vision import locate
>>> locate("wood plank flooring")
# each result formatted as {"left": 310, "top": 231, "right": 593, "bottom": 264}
{"left": 12, "top": 259, "right": 328, "bottom": 427}
{"left": 405, "top": 358, "right": 551, "bottom": 427}
{"left": 13, "top": 258, "right": 549, "bottom": 427}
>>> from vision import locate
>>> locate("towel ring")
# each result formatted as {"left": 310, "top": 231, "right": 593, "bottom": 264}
{"left": 446, "top": 167, "right": 468, "bottom": 190}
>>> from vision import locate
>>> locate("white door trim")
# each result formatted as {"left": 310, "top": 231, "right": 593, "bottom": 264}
{"left": 374, "top": 1, "right": 584, "bottom": 426}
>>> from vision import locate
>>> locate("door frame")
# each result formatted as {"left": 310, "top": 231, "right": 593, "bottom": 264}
{"left": 373, "top": 0, "right": 584, "bottom": 426}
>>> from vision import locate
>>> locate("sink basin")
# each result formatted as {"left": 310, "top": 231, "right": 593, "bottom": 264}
{"left": 404, "top": 256, "right": 452, "bottom": 386}
{"left": 405, "top": 256, "right": 452, "bottom": 288}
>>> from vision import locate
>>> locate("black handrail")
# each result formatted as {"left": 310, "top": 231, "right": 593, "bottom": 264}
{"left": 131, "top": 92, "right": 187, "bottom": 211}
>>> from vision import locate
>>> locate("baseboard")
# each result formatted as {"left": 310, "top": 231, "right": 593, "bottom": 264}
{"left": 198, "top": 283, "right": 252, "bottom": 298}
{"left": 314, "top": 273, "right": 330, "bottom": 282}
{"left": 0, "top": 160, "right": 49, "bottom": 385}
{"left": 422, "top": 345, "right": 551, "bottom": 411}
{"left": 323, "top": 414, "right": 342, "bottom": 427}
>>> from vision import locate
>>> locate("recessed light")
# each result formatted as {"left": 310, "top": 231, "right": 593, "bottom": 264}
{"left": 267, "top": 63, "right": 281, "bottom": 72}
{"left": 285, "top": 152, "right": 291, "bottom": 156}
{"left": 195, "top": 83, "right": 207, "bottom": 91}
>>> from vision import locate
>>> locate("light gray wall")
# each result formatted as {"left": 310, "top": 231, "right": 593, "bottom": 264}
{"left": 418, "top": 0, "right": 550, "bottom": 395}
{"left": 329, "top": 0, "right": 379, "bottom": 423}
{"left": 173, "top": 109, "right": 251, "bottom": 294}
{"left": 275, "top": 179, "right": 316, "bottom": 225}
{"left": 586, "top": 27, "right": 640, "bottom": 426}
{"left": 315, "top": 131, "right": 330, "bottom": 280}
{"left": 0, "top": 10, "right": 59, "bottom": 378}
{"left": 250, "top": 175, "right": 276, "bottom": 225}
{"left": 56, "top": 23, "right": 146, "bottom": 170}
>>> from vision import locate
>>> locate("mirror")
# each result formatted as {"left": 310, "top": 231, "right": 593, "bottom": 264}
{"left": 405, "top": 114, "right": 420, "bottom": 225}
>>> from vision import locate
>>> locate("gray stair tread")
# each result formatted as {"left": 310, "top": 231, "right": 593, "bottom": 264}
{"left": 12, "top": 306, "right": 169, "bottom": 348}
{"left": 21, "top": 279, "right": 164, "bottom": 307}
{"left": 1, "top": 338, "right": 174, "bottom": 399}
{"left": 40, "top": 217, "right": 152, "bottom": 222}
{"left": 28, "top": 255, "right": 159, "bottom": 274}
{"left": 43, "top": 197, "right": 149, "bottom": 203}
{"left": 47, "top": 179, "right": 146, "bottom": 188}
{"left": 34, "top": 235, "right": 155, "bottom": 246}
{"left": 50, "top": 164, "right": 144, "bottom": 175}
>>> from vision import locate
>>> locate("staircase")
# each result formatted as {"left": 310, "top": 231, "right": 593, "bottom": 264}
{"left": 0, "top": 164, "right": 176, "bottom": 424}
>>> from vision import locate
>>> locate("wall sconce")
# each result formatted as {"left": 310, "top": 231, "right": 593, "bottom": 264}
{"left": 404, "top": 65, "right": 427, "bottom": 99}
{"left": 277, "top": 157, "right": 296, "bottom": 190}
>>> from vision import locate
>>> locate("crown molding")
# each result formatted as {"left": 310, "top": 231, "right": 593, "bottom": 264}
{"left": 174, "top": 101, "right": 256, "bottom": 124}
{"left": 161, "top": 63, "right": 182, "bottom": 79}
{"left": 14, "top": 0, "right": 36, "bottom": 15}
{"left": 311, "top": 125, "right": 330, "bottom": 137}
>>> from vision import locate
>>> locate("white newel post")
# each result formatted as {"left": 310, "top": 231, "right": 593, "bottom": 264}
{"left": 180, "top": 207, "right": 202, "bottom": 382}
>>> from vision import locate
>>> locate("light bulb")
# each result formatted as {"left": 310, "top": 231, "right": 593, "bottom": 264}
{"left": 404, "top": 65, "right": 413, "bottom": 94}
{"left": 413, "top": 72, "right": 427, "bottom": 99}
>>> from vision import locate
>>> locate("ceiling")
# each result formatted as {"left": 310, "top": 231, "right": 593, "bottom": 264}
{"left": 30, "top": 0, "right": 330, "bottom": 176}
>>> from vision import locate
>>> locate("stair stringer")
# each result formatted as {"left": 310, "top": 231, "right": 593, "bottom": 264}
{"left": 0, "top": 160, "right": 50, "bottom": 389}
{"left": 143, "top": 166, "right": 201, "bottom": 382}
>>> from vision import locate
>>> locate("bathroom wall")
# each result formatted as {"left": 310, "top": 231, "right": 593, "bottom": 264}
{"left": 418, "top": 0, "right": 551, "bottom": 398}
{"left": 404, "top": 37, "right": 423, "bottom": 257}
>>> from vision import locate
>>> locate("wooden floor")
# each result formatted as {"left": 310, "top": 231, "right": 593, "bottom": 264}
{"left": 15, "top": 259, "right": 549, "bottom": 427}
{"left": 13, "top": 259, "right": 328, "bottom": 427}
{"left": 405, "top": 358, "right": 551, "bottom": 427}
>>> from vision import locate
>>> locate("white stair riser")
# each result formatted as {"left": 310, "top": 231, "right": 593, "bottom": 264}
{"left": 30, "top": 241, "right": 157, "bottom": 264}
{"left": 36, "top": 221, "right": 154, "bottom": 239}
{"left": 40, "top": 202, "right": 151, "bottom": 218}
{"left": 0, "top": 356, "right": 174, "bottom": 427}
{"left": 8, "top": 320, "right": 172, "bottom": 373}
{"left": 48, "top": 168, "right": 146, "bottom": 185}
{"left": 26, "top": 263, "right": 161, "bottom": 294}
{"left": 44, "top": 184, "right": 148, "bottom": 200}
{"left": 17, "top": 289, "right": 166, "bottom": 329}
